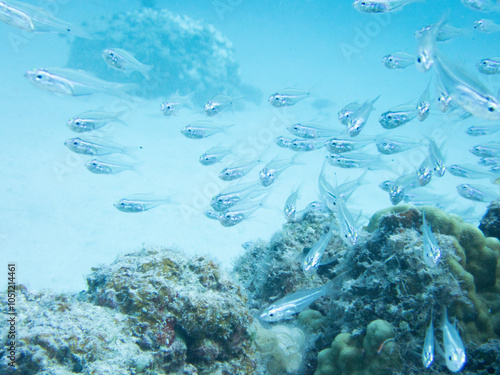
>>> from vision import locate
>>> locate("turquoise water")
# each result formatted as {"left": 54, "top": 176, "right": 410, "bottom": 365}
{"left": 1, "top": 0, "right": 499, "bottom": 291}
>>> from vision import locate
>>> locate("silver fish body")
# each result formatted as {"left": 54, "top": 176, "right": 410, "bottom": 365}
{"left": 470, "top": 142, "right": 500, "bottom": 157}
{"left": 67, "top": 110, "right": 126, "bottom": 133}
{"left": 199, "top": 146, "right": 232, "bottom": 166}
{"left": 474, "top": 18, "right": 500, "bottom": 33}
{"left": 268, "top": 88, "right": 310, "bottom": 107}
{"left": 204, "top": 210, "right": 223, "bottom": 220}
{"left": 382, "top": 52, "right": 415, "bottom": 69}
{"left": 338, "top": 102, "right": 361, "bottom": 125}
{"left": 287, "top": 122, "right": 339, "bottom": 139}
{"left": 441, "top": 307, "right": 466, "bottom": 373}
{"left": 422, "top": 317, "right": 435, "bottom": 369}
{"left": 376, "top": 135, "right": 423, "bottom": 155}
{"left": 114, "top": 194, "right": 171, "bottom": 213}
{"left": 466, "top": 123, "right": 500, "bottom": 136}
{"left": 218, "top": 200, "right": 262, "bottom": 227}
{"left": 326, "top": 153, "right": 386, "bottom": 170}
{"left": 457, "top": 183, "right": 499, "bottom": 201}
{"left": 437, "top": 92, "right": 453, "bottom": 112}
{"left": 379, "top": 106, "right": 417, "bottom": 129}
{"left": 204, "top": 94, "right": 241, "bottom": 116}
{"left": 426, "top": 137, "right": 446, "bottom": 177}
{"left": 347, "top": 95, "right": 380, "bottom": 137}
{"left": 210, "top": 181, "right": 264, "bottom": 211}
{"left": 219, "top": 159, "right": 260, "bottom": 181}
{"left": 64, "top": 137, "right": 131, "bottom": 156}
{"left": 289, "top": 138, "right": 326, "bottom": 152}
{"left": 448, "top": 164, "right": 492, "bottom": 179}
{"left": 417, "top": 157, "right": 434, "bottom": 186}
{"left": 181, "top": 121, "right": 234, "bottom": 139}
{"left": 417, "top": 80, "right": 432, "bottom": 121}
{"left": 302, "top": 228, "right": 334, "bottom": 276}
{"left": 275, "top": 136, "right": 293, "bottom": 148}
{"left": 284, "top": 186, "right": 301, "bottom": 222}
{"left": 421, "top": 211, "right": 441, "bottom": 268}
{"left": 479, "top": 157, "right": 500, "bottom": 166}
{"left": 476, "top": 58, "right": 500, "bottom": 75}
{"left": 85, "top": 157, "right": 138, "bottom": 174}
{"left": 102, "top": 48, "right": 152, "bottom": 80}
{"left": 325, "top": 137, "right": 374, "bottom": 153}
{"left": 160, "top": 91, "right": 194, "bottom": 117}
{"left": 462, "top": 0, "right": 500, "bottom": 12}
{"left": 259, "top": 155, "right": 298, "bottom": 187}
{"left": 353, "top": 0, "right": 422, "bottom": 13}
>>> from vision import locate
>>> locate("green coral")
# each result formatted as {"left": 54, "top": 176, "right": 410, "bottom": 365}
{"left": 314, "top": 320, "right": 401, "bottom": 375}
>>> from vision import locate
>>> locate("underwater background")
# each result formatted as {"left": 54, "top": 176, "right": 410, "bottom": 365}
{"left": 1, "top": 0, "right": 500, "bottom": 374}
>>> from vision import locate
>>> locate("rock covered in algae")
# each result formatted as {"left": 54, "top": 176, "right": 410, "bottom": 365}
{"left": 480, "top": 199, "right": 500, "bottom": 240}
{"left": 0, "top": 247, "right": 258, "bottom": 374}
{"left": 67, "top": 7, "right": 255, "bottom": 102}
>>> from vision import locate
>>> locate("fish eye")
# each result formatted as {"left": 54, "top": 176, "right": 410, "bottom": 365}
{"left": 109, "top": 52, "right": 114, "bottom": 57}
{"left": 488, "top": 106, "right": 495, "bottom": 112}
{"left": 387, "top": 115, "right": 392, "bottom": 119}
{"left": 73, "top": 141, "right": 79, "bottom": 145}
{"left": 417, "top": 57, "right": 422, "bottom": 63}
{"left": 225, "top": 171, "right": 230, "bottom": 176}
{"left": 36, "top": 74, "right": 43, "bottom": 80}
{"left": 293, "top": 125, "right": 299, "bottom": 131}
{"left": 217, "top": 198, "right": 223, "bottom": 203}
{"left": 75, "top": 121, "right": 80, "bottom": 125}
{"left": 269, "top": 313, "right": 274, "bottom": 317}
{"left": 120, "top": 202, "right": 125, "bottom": 206}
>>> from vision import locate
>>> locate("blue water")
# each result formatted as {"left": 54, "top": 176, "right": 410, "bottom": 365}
{"left": 1, "top": 0, "right": 499, "bottom": 294}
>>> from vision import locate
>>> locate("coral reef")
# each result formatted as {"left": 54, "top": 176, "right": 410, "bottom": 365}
{"left": 67, "top": 8, "right": 257, "bottom": 102}
{"left": 480, "top": 199, "right": 500, "bottom": 241}
{"left": 0, "top": 247, "right": 258, "bottom": 374}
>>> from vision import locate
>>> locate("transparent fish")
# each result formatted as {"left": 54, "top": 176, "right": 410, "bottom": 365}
{"left": 403, "top": 191, "right": 451, "bottom": 208}
{"left": 260, "top": 280, "right": 335, "bottom": 322}
{"left": 457, "top": 183, "right": 499, "bottom": 201}
{"left": 259, "top": 155, "right": 299, "bottom": 187}
{"left": 426, "top": 136, "right": 446, "bottom": 177}
{"left": 474, "top": 18, "right": 500, "bottom": 33}
{"left": 219, "top": 159, "right": 261, "bottom": 181}
{"left": 160, "top": 91, "right": 194, "bottom": 117}
{"left": 284, "top": 185, "right": 301, "bottom": 222}
{"left": 85, "top": 156, "right": 140, "bottom": 175}
{"left": 325, "top": 136, "right": 374, "bottom": 153}
{"left": 415, "top": 20, "right": 442, "bottom": 72}
{"left": 218, "top": 200, "right": 263, "bottom": 227}
{"left": 199, "top": 145, "right": 232, "bottom": 166}
{"left": 289, "top": 138, "right": 326, "bottom": 152}
{"left": 67, "top": 110, "right": 127, "bottom": 133}
{"left": 0, "top": 0, "right": 91, "bottom": 38}
{"left": 448, "top": 164, "right": 492, "bottom": 179}
{"left": 64, "top": 137, "right": 133, "bottom": 156}
{"left": 417, "top": 23, "right": 469, "bottom": 42}
{"left": 376, "top": 135, "right": 423, "bottom": 154}
{"left": 338, "top": 102, "right": 361, "bottom": 125}
{"left": 382, "top": 52, "right": 415, "bottom": 69}
{"left": 204, "top": 210, "right": 223, "bottom": 221}
{"left": 462, "top": 0, "right": 500, "bottom": 12}
{"left": 421, "top": 211, "right": 441, "bottom": 268}
{"left": 470, "top": 142, "right": 500, "bottom": 157}
{"left": 210, "top": 181, "right": 264, "bottom": 211}
{"left": 113, "top": 194, "right": 172, "bottom": 213}
{"left": 417, "top": 157, "right": 434, "bottom": 186}
{"left": 204, "top": 94, "right": 242, "bottom": 116}
{"left": 433, "top": 50, "right": 500, "bottom": 120}
{"left": 287, "top": 121, "right": 340, "bottom": 139}
{"left": 476, "top": 58, "right": 500, "bottom": 75}
{"left": 180, "top": 121, "right": 234, "bottom": 139}
{"left": 326, "top": 153, "right": 387, "bottom": 170}
{"left": 381, "top": 173, "right": 420, "bottom": 205}
{"left": 347, "top": 95, "right": 380, "bottom": 137}
{"left": 275, "top": 136, "right": 293, "bottom": 148}
{"left": 466, "top": 123, "right": 500, "bottom": 136}
{"left": 437, "top": 92, "right": 452, "bottom": 112}
{"left": 102, "top": 48, "right": 153, "bottom": 80}
{"left": 352, "top": 0, "right": 423, "bottom": 13}
{"left": 302, "top": 227, "right": 334, "bottom": 276}
{"left": 319, "top": 163, "right": 366, "bottom": 203}
{"left": 441, "top": 307, "right": 466, "bottom": 373}
{"left": 479, "top": 157, "right": 500, "bottom": 166}
{"left": 422, "top": 314, "right": 435, "bottom": 369}
{"left": 25, "top": 68, "right": 137, "bottom": 96}
{"left": 417, "top": 80, "right": 432, "bottom": 121}
{"left": 306, "top": 201, "right": 331, "bottom": 214}
{"left": 268, "top": 88, "right": 310, "bottom": 107}
{"left": 379, "top": 105, "right": 417, "bottom": 129}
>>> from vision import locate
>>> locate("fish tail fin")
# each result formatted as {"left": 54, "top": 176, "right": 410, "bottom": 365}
{"left": 141, "top": 65, "right": 153, "bottom": 81}
{"left": 441, "top": 306, "right": 448, "bottom": 329}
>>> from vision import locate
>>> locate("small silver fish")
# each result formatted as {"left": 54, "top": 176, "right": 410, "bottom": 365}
{"left": 325, "top": 136, "right": 374, "bottom": 153}
{"left": 268, "top": 88, "right": 310, "bottom": 107}
{"left": 417, "top": 157, "right": 433, "bottom": 186}
{"left": 259, "top": 155, "right": 299, "bottom": 187}
{"left": 219, "top": 200, "right": 263, "bottom": 227}
{"left": 437, "top": 92, "right": 453, "bottom": 113}
{"left": 426, "top": 137, "right": 446, "bottom": 177}
{"left": 382, "top": 173, "right": 420, "bottom": 205}
{"left": 416, "top": 24, "right": 468, "bottom": 42}
{"left": 287, "top": 121, "right": 339, "bottom": 139}
{"left": 102, "top": 48, "right": 153, "bottom": 80}
{"left": 259, "top": 280, "right": 334, "bottom": 322}
{"left": 470, "top": 142, "right": 500, "bottom": 157}
{"left": 479, "top": 157, "right": 500, "bottom": 166}
{"left": 476, "top": 58, "right": 500, "bottom": 75}
{"left": 382, "top": 52, "right": 415, "bottom": 69}
{"left": 352, "top": 0, "right": 422, "bottom": 13}
{"left": 284, "top": 185, "right": 301, "bottom": 222}
{"left": 64, "top": 137, "right": 132, "bottom": 156}
{"left": 474, "top": 19, "right": 500, "bottom": 33}
{"left": 204, "top": 210, "right": 223, "bottom": 221}
{"left": 219, "top": 159, "right": 261, "bottom": 181}
{"left": 67, "top": 110, "right": 127, "bottom": 133}
{"left": 180, "top": 121, "right": 234, "bottom": 139}
{"left": 25, "top": 68, "right": 137, "bottom": 96}
{"left": 422, "top": 314, "right": 435, "bottom": 369}
{"left": 326, "top": 153, "right": 387, "bottom": 170}
{"left": 376, "top": 135, "right": 423, "bottom": 155}
{"left": 199, "top": 146, "right": 232, "bottom": 166}
{"left": 289, "top": 138, "right": 326, "bottom": 152}
{"left": 417, "top": 80, "right": 432, "bottom": 121}
{"left": 85, "top": 157, "right": 139, "bottom": 174}
{"left": 302, "top": 227, "right": 334, "bottom": 276}
{"left": 441, "top": 307, "right": 466, "bottom": 373}
{"left": 160, "top": 91, "right": 195, "bottom": 117}
{"left": 466, "top": 123, "right": 500, "bottom": 136}
{"left": 275, "top": 136, "right": 293, "bottom": 148}
{"left": 457, "top": 183, "right": 499, "bottom": 201}
{"left": 462, "top": 0, "right": 500, "bottom": 12}
{"left": 448, "top": 164, "right": 492, "bottom": 179}
{"left": 347, "top": 95, "right": 381, "bottom": 137}
{"left": 415, "top": 20, "right": 443, "bottom": 72}
{"left": 113, "top": 194, "right": 172, "bottom": 213}
{"left": 379, "top": 105, "right": 417, "bottom": 129}
{"left": 421, "top": 211, "right": 441, "bottom": 268}
{"left": 0, "top": 0, "right": 91, "bottom": 38}
{"left": 204, "top": 94, "right": 242, "bottom": 116}
{"left": 210, "top": 181, "right": 264, "bottom": 211}
{"left": 306, "top": 201, "right": 331, "bottom": 214}
{"left": 338, "top": 102, "right": 361, "bottom": 125}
